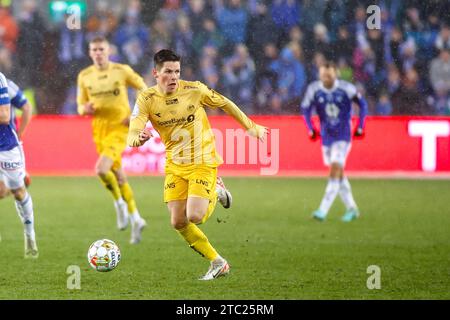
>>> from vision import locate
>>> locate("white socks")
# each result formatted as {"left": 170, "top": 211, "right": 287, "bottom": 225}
{"left": 15, "top": 192, "right": 35, "bottom": 237}
{"left": 319, "top": 177, "right": 358, "bottom": 214}
{"left": 319, "top": 178, "right": 341, "bottom": 214}
{"left": 339, "top": 177, "right": 357, "bottom": 210}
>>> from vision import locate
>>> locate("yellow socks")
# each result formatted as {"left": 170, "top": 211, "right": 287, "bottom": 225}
{"left": 119, "top": 182, "right": 137, "bottom": 214}
{"left": 177, "top": 223, "right": 218, "bottom": 261}
{"left": 99, "top": 171, "right": 121, "bottom": 200}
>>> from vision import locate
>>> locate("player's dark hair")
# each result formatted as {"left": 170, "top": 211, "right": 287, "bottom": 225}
{"left": 153, "top": 49, "right": 181, "bottom": 69}
{"left": 322, "top": 60, "right": 337, "bottom": 69}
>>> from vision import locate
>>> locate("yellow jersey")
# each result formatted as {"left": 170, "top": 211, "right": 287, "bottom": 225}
{"left": 128, "top": 80, "right": 256, "bottom": 167}
{"left": 77, "top": 62, "right": 146, "bottom": 126}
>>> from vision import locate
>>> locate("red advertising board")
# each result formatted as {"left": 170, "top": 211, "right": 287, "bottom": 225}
{"left": 21, "top": 115, "right": 450, "bottom": 176}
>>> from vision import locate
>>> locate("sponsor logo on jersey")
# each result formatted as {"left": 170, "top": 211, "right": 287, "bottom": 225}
{"left": 187, "top": 114, "right": 195, "bottom": 123}
{"left": 164, "top": 182, "right": 175, "bottom": 190}
{"left": 98, "top": 75, "right": 108, "bottom": 80}
{"left": 166, "top": 98, "right": 179, "bottom": 105}
{"left": 183, "top": 85, "right": 198, "bottom": 90}
{"left": 195, "top": 179, "right": 209, "bottom": 187}
{"left": 91, "top": 89, "right": 120, "bottom": 97}
{"left": 0, "top": 161, "right": 23, "bottom": 171}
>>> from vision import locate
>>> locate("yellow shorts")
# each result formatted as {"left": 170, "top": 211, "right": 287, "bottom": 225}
{"left": 94, "top": 127, "right": 127, "bottom": 171}
{"left": 164, "top": 165, "right": 217, "bottom": 203}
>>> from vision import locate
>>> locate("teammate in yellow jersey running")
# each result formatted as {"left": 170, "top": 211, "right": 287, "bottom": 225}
{"left": 127, "top": 49, "right": 267, "bottom": 280}
{"left": 77, "top": 36, "right": 147, "bottom": 244}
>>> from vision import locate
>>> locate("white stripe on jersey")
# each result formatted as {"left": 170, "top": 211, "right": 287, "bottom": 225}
{"left": 0, "top": 72, "right": 7, "bottom": 89}
{"left": 7, "top": 79, "right": 20, "bottom": 100}
{"left": 301, "top": 81, "right": 321, "bottom": 109}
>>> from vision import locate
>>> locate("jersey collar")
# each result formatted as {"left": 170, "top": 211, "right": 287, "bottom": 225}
{"left": 319, "top": 80, "right": 339, "bottom": 93}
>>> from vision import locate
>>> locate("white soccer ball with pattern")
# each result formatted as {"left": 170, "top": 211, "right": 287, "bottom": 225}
{"left": 87, "top": 239, "right": 121, "bottom": 272}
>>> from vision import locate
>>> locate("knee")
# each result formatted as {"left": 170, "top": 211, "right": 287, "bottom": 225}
{"left": 95, "top": 165, "right": 109, "bottom": 177}
{"left": 11, "top": 187, "right": 27, "bottom": 201}
{"left": 330, "top": 163, "right": 343, "bottom": 179}
{"left": 187, "top": 210, "right": 206, "bottom": 224}
{"left": 171, "top": 216, "right": 188, "bottom": 230}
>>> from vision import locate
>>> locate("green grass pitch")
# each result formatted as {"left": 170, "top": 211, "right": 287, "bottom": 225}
{"left": 0, "top": 176, "right": 449, "bottom": 299}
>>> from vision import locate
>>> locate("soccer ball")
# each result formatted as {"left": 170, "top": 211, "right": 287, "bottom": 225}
{"left": 87, "top": 239, "right": 121, "bottom": 272}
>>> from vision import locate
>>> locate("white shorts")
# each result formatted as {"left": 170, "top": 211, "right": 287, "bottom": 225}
{"left": 0, "top": 146, "right": 26, "bottom": 190}
{"left": 321, "top": 141, "right": 351, "bottom": 167}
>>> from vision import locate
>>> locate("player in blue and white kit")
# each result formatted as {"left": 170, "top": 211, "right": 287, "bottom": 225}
{"left": 0, "top": 78, "right": 32, "bottom": 199}
{"left": 0, "top": 72, "right": 38, "bottom": 258}
{"left": 301, "top": 61, "right": 367, "bottom": 222}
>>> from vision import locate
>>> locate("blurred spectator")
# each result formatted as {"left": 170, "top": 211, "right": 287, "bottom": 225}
{"left": 85, "top": 0, "right": 119, "bottom": 41}
{"left": 311, "top": 23, "right": 332, "bottom": 60}
{"left": 386, "top": 64, "right": 401, "bottom": 95}
{"left": 435, "top": 24, "right": 450, "bottom": 51}
{"left": 192, "top": 18, "right": 225, "bottom": 56}
{"left": 300, "top": 0, "right": 326, "bottom": 33}
{"left": 270, "top": 0, "right": 300, "bottom": 45}
{"left": 375, "top": 90, "right": 393, "bottom": 115}
{"left": 392, "top": 68, "right": 430, "bottom": 115}
{"left": 388, "top": 26, "right": 404, "bottom": 70}
{"left": 215, "top": 0, "right": 248, "bottom": 51}
{"left": 183, "top": 0, "right": 210, "bottom": 34}
{"left": 269, "top": 42, "right": 306, "bottom": 112}
{"left": 332, "top": 25, "right": 355, "bottom": 64}
{"left": 199, "top": 45, "right": 220, "bottom": 89}
{"left": 337, "top": 57, "right": 353, "bottom": 82}
{"left": 114, "top": 2, "right": 149, "bottom": 73}
{"left": 429, "top": 49, "right": 450, "bottom": 94}
{"left": 158, "top": 0, "right": 183, "bottom": 34}
{"left": 173, "top": 15, "right": 194, "bottom": 66}
{"left": 222, "top": 44, "right": 255, "bottom": 113}
{"left": 246, "top": 0, "right": 279, "bottom": 67}
{"left": 255, "top": 42, "right": 279, "bottom": 113}
{"left": 16, "top": 0, "right": 46, "bottom": 87}
{"left": 57, "top": 16, "right": 86, "bottom": 80}
{"left": 0, "top": 5, "right": 19, "bottom": 53}
{"left": 323, "top": 0, "right": 347, "bottom": 41}
{"left": 150, "top": 17, "right": 171, "bottom": 49}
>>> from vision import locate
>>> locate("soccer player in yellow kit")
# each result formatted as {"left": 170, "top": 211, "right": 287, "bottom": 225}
{"left": 77, "top": 37, "right": 147, "bottom": 244}
{"left": 127, "top": 49, "right": 267, "bottom": 280}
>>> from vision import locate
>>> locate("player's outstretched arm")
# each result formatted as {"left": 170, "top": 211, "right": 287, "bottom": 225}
{"left": 300, "top": 84, "right": 320, "bottom": 141}
{"left": 352, "top": 93, "right": 368, "bottom": 138}
{"left": 199, "top": 82, "right": 268, "bottom": 141}
{"left": 17, "top": 102, "right": 32, "bottom": 140}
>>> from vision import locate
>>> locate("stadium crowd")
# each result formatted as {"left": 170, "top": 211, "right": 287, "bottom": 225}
{"left": 0, "top": 0, "right": 449, "bottom": 115}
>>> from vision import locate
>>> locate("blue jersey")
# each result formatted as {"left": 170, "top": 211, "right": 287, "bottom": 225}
{"left": 0, "top": 72, "right": 19, "bottom": 152}
{"left": 7, "top": 79, "right": 28, "bottom": 132}
{"left": 301, "top": 80, "right": 367, "bottom": 146}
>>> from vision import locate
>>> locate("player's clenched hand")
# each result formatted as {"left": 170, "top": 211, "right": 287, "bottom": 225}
{"left": 83, "top": 102, "right": 95, "bottom": 115}
{"left": 138, "top": 128, "right": 153, "bottom": 144}
{"left": 308, "top": 129, "right": 320, "bottom": 141}
{"left": 247, "top": 124, "right": 268, "bottom": 142}
{"left": 353, "top": 127, "right": 365, "bottom": 139}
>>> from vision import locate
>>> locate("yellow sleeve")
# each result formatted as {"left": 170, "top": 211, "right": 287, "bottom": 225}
{"left": 198, "top": 81, "right": 255, "bottom": 131}
{"left": 76, "top": 73, "right": 88, "bottom": 115}
{"left": 127, "top": 93, "right": 150, "bottom": 147}
{"left": 124, "top": 65, "right": 147, "bottom": 91}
